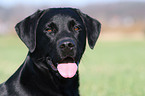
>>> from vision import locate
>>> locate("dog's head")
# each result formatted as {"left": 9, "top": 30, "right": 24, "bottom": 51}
{"left": 15, "top": 8, "right": 101, "bottom": 78}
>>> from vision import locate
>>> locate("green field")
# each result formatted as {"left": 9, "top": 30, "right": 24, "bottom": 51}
{"left": 0, "top": 35, "right": 145, "bottom": 96}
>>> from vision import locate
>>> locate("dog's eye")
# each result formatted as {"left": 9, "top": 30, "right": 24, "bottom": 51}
{"left": 74, "top": 26, "right": 80, "bottom": 31}
{"left": 45, "top": 27, "right": 57, "bottom": 36}
{"left": 47, "top": 29, "right": 52, "bottom": 32}
{"left": 46, "top": 27, "right": 53, "bottom": 32}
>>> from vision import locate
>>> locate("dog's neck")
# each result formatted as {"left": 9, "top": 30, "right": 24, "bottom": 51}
{"left": 19, "top": 54, "right": 79, "bottom": 96}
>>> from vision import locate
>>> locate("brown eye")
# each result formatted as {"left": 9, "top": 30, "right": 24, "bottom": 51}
{"left": 46, "top": 27, "right": 52, "bottom": 32}
{"left": 47, "top": 29, "right": 52, "bottom": 32}
{"left": 74, "top": 26, "right": 80, "bottom": 31}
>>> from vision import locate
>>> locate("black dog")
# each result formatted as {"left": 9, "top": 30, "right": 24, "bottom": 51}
{"left": 0, "top": 8, "right": 101, "bottom": 96}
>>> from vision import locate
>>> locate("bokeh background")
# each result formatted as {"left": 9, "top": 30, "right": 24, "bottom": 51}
{"left": 0, "top": 0, "right": 145, "bottom": 95}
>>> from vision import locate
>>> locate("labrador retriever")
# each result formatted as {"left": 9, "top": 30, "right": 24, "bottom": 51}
{"left": 0, "top": 8, "right": 101, "bottom": 96}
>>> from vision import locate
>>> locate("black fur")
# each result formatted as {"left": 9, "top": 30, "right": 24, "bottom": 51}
{"left": 0, "top": 8, "right": 101, "bottom": 96}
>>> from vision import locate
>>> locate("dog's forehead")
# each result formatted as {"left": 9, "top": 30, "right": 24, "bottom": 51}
{"left": 40, "top": 8, "right": 81, "bottom": 24}
{"left": 46, "top": 8, "right": 80, "bottom": 17}
{"left": 51, "top": 15, "right": 75, "bottom": 24}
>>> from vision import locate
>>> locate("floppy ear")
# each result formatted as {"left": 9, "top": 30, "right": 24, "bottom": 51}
{"left": 15, "top": 10, "right": 45, "bottom": 52}
{"left": 75, "top": 9, "right": 101, "bottom": 49}
{"left": 84, "top": 15, "right": 101, "bottom": 49}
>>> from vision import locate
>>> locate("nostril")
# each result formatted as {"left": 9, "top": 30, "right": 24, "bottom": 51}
{"left": 58, "top": 40, "right": 76, "bottom": 50}
{"left": 68, "top": 43, "right": 75, "bottom": 48}
{"left": 59, "top": 44, "right": 65, "bottom": 49}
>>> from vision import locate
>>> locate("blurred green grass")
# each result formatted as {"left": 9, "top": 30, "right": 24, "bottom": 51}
{"left": 0, "top": 35, "right": 145, "bottom": 96}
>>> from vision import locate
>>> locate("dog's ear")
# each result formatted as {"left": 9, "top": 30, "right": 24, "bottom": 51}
{"left": 75, "top": 9, "right": 101, "bottom": 49}
{"left": 15, "top": 10, "right": 45, "bottom": 52}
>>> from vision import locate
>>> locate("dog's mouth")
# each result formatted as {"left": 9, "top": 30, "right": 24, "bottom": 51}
{"left": 46, "top": 57, "right": 78, "bottom": 78}
{"left": 57, "top": 57, "right": 78, "bottom": 78}
{"left": 58, "top": 57, "right": 75, "bottom": 63}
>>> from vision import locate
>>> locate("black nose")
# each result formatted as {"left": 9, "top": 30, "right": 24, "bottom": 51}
{"left": 58, "top": 39, "right": 76, "bottom": 57}
{"left": 59, "top": 40, "right": 75, "bottom": 50}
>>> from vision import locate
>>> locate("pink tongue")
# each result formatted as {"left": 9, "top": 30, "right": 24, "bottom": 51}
{"left": 57, "top": 63, "right": 78, "bottom": 78}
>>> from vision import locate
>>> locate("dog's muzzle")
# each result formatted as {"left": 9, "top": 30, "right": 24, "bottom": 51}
{"left": 45, "top": 38, "right": 78, "bottom": 78}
